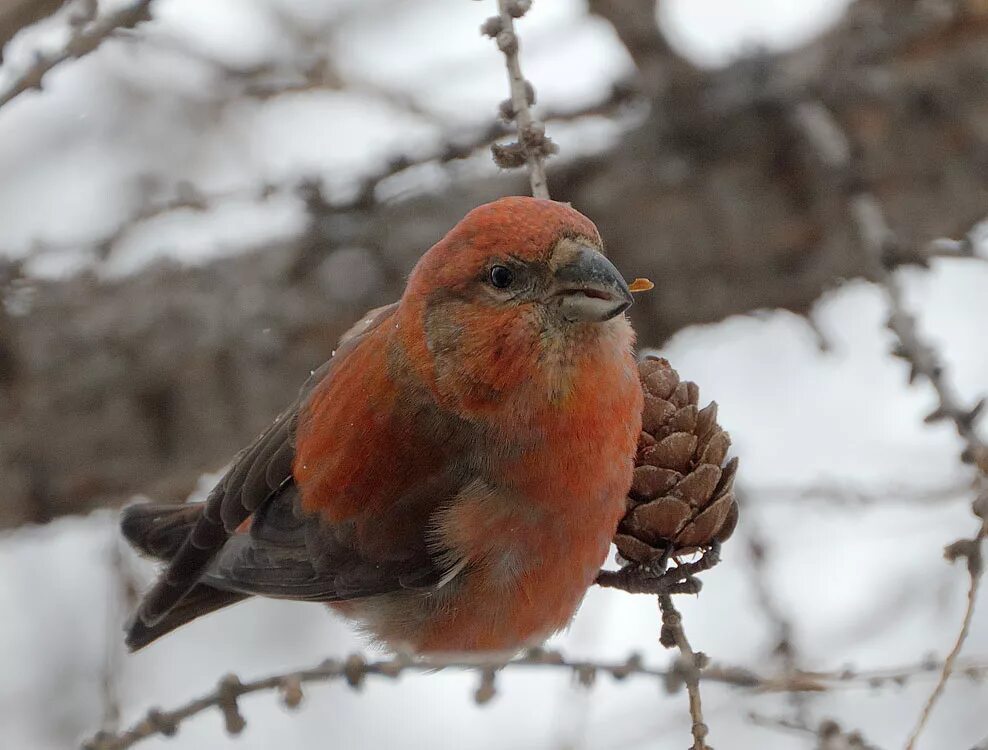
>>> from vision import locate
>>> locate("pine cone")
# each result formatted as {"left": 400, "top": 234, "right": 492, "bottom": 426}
{"left": 615, "top": 356, "right": 739, "bottom": 564}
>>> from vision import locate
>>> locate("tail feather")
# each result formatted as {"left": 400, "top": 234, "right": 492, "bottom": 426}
{"left": 120, "top": 501, "right": 246, "bottom": 651}
{"left": 125, "top": 584, "right": 247, "bottom": 651}
{"left": 121, "top": 502, "right": 204, "bottom": 560}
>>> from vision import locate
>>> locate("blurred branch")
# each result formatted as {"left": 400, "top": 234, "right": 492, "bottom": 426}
{"left": 794, "top": 97, "right": 988, "bottom": 750}
{"left": 792, "top": 101, "right": 988, "bottom": 462}
{"left": 750, "top": 714, "right": 882, "bottom": 750}
{"left": 588, "top": 0, "right": 698, "bottom": 92}
{"left": 98, "top": 551, "right": 122, "bottom": 734}
{"left": 90, "top": 180, "right": 213, "bottom": 261}
{"left": 81, "top": 648, "right": 988, "bottom": 750}
{"left": 98, "top": 533, "right": 141, "bottom": 736}
{"left": 483, "top": 0, "right": 556, "bottom": 198}
{"left": 846, "top": 144, "right": 987, "bottom": 750}
{"left": 922, "top": 233, "right": 987, "bottom": 263}
{"left": 26, "top": 85, "right": 635, "bottom": 264}
{"left": 853, "top": 197, "right": 988, "bottom": 476}
{"left": 321, "top": 82, "right": 630, "bottom": 210}
{"left": 794, "top": 658, "right": 988, "bottom": 689}
{"left": 0, "top": 0, "right": 68, "bottom": 63}
{"left": 0, "top": 0, "right": 152, "bottom": 110}
{"left": 0, "top": 258, "right": 19, "bottom": 392}
{"left": 751, "top": 479, "right": 972, "bottom": 507}
{"left": 738, "top": 498, "right": 809, "bottom": 723}
{"left": 141, "top": 24, "right": 445, "bottom": 125}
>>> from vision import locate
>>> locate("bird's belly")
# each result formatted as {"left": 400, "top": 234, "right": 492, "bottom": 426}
{"left": 330, "top": 510, "right": 618, "bottom": 653}
{"left": 330, "top": 370, "right": 639, "bottom": 653}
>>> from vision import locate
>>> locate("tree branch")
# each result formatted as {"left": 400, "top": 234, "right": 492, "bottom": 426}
{"left": 845, "top": 144, "right": 988, "bottom": 750}
{"left": 597, "top": 547, "right": 721, "bottom": 748}
{"left": 793, "top": 96, "right": 988, "bottom": 750}
{"left": 0, "top": 0, "right": 68, "bottom": 63}
{"left": 0, "top": 0, "right": 152, "bottom": 110}
{"left": 659, "top": 596, "right": 711, "bottom": 750}
{"left": 81, "top": 648, "right": 988, "bottom": 750}
{"left": 905, "top": 530, "right": 986, "bottom": 750}
{"left": 738, "top": 495, "right": 810, "bottom": 724}
{"left": 587, "top": 0, "right": 698, "bottom": 94}
{"left": 483, "top": 0, "right": 556, "bottom": 198}
{"left": 750, "top": 714, "right": 883, "bottom": 750}
{"left": 853, "top": 189, "right": 987, "bottom": 750}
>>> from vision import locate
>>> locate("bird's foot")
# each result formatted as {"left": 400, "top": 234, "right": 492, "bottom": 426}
{"left": 595, "top": 542, "right": 721, "bottom": 598}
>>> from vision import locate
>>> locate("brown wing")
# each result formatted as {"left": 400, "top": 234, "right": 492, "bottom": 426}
{"left": 130, "top": 303, "right": 411, "bottom": 629}
{"left": 199, "top": 481, "right": 443, "bottom": 601}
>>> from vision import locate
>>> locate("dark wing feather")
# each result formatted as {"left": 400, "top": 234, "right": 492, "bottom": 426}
{"left": 126, "top": 585, "right": 248, "bottom": 651}
{"left": 133, "top": 304, "right": 402, "bottom": 629}
{"left": 200, "top": 483, "right": 443, "bottom": 601}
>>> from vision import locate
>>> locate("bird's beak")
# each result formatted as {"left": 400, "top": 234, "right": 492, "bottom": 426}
{"left": 549, "top": 244, "right": 633, "bottom": 323}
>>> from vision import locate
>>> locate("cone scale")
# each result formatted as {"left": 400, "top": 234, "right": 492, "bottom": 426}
{"left": 616, "top": 356, "right": 739, "bottom": 564}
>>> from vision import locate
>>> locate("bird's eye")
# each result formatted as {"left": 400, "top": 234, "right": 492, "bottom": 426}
{"left": 489, "top": 265, "right": 514, "bottom": 289}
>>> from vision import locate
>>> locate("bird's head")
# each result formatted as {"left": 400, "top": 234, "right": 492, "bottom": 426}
{"left": 403, "top": 196, "right": 633, "bottom": 326}
{"left": 395, "top": 196, "right": 637, "bottom": 418}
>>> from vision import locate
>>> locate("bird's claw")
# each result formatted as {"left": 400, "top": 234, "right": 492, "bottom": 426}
{"left": 596, "top": 542, "right": 721, "bottom": 598}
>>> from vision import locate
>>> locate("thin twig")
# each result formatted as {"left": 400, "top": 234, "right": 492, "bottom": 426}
{"left": 750, "top": 479, "right": 972, "bottom": 507}
{"left": 792, "top": 658, "right": 988, "bottom": 689}
{"left": 598, "top": 547, "right": 720, "bottom": 749}
{"left": 750, "top": 714, "right": 883, "bottom": 750}
{"left": 82, "top": 647, "right": 988, "bottom": 750}
{"left": 78, "top": 649, "right": 690, "bottom": 750}
{"left": 597, "top": 532, "right": 722, "bottom": 747}
{"left": 98, "top": 538, "right": 125, "bottom": 734}
{"left": 483, "top": 0, "right": 556, "bottom": 198}
{"left": 904, "top": 524, "right": 986, "bottom": 750}
{"left": 659, "top": 595, "right": 711, "bottom": 750}
{"left": 852, "top": 192, "right": 988, "bottom": 476}
{"left": 0, "top": 0, "right": 153, "bottom": 111}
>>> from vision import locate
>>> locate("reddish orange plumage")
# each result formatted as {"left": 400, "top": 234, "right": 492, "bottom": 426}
{"left": 295, "top": 197, "right": 642, "bottom": 652}
{"left": 123, "top": 196, "right": 642, "bottom": 655}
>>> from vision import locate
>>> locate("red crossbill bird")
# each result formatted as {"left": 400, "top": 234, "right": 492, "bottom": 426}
{"left": 121, "top": 196, "right": 643, "bottom": 653}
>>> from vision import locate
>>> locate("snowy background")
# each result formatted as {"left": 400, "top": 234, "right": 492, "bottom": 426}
{"left": 1, "top": 1, "right": 986, "bottom": 749}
